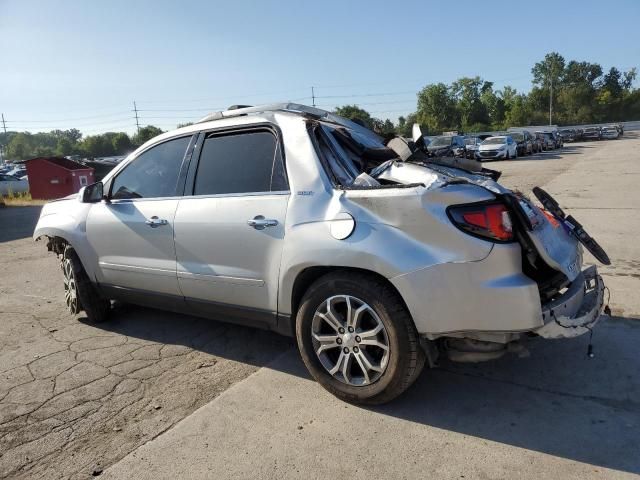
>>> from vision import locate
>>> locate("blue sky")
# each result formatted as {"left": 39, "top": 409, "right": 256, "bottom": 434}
{"left": 1, "top": 0, "right": 638, "bottom": 135}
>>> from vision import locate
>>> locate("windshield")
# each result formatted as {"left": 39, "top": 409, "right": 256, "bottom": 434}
{"left": 510, "top": 132, "right": 524, "bottom": 141}
{"left": 430, "top": 136, "right": 453, "bottom": 147}
{"left": 464, "top": 137, "right": 478, "bottom": 145}
{"left": 585, "top": 127, "right": 598, "bottom": 132}
{"left": 482, "top": 137, "right": 506, "bottom": 145}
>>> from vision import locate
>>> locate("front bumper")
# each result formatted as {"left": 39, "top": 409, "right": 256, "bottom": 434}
{"left": 534, "top": 265, "right": 606, "bottom": 339}
{"left": 477, "top": 150, "right": 506, "bottom": 160}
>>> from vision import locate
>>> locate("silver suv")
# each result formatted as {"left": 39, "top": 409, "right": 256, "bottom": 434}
{"left": 34, "top": 104, "right": 609, "bottom": 404}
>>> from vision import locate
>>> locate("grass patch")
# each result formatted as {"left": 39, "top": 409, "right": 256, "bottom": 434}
{"left": 1, "top": 191, "right": 47, "bottom": 206}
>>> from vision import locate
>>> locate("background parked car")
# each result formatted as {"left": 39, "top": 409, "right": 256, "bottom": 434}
{"left": 558, "top": 129, "right": 576, "bottom": 142}
{"left": 601, "top": 125, "right": 620, "bottom": 139}
{"left": 477, "top": 135, "right": 518, "bottom": 160}
{"left": 510, "top": 131, "right": 534, "bottom": 156}
{"left": 582, "top": 126, "right": 602, "bottom": 140}
{"left": 0, "top": 174, "right": 29, "bottom": 196}
{"left": 426, "top": 135, "right": 467, "bottom": 157}
{"left": 536, "top": 132, "right": 556, "bottom": 150}
{"left": 463, "top": 136, "right": 483, "bottom": 159}
{"left": 551, "top": 131, "right": 564, "bottom": 148}
{"left": 531, "top": 132, "right": 544, "bottom": 152}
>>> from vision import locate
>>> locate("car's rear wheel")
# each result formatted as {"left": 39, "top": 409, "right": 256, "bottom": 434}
{"left": 295, "top": 272, "right": 425, "bottom": 405}
{"left": 62, "top": 246, "right": 110, "bottom": 323}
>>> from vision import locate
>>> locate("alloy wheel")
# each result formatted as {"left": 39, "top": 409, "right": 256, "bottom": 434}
{"left": 62, "top": 258, "right": 80, "bottom": 314}
{"left": 311, "top": 295, "right": 390, "bottom": 386}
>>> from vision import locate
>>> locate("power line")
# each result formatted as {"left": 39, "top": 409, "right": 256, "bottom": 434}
{"left": 5, "top": 111, "right": 131, "bottom": 123}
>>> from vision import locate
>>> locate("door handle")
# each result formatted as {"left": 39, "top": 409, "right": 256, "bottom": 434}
{"left": 247, "top": 215, "right": 278, "bottom": 230}
{"left": 145, "top": 216, "right": 169, "bottom": 228}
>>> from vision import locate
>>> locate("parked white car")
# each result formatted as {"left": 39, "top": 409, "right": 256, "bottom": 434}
{"left": 601, "top": 126, "right": 620, "bottom": 140}
{"left": 0, "top": 174, "right": 29, "bottom": 196}
{"left": 477, "top": 136, "right": 518, "bottom": 161}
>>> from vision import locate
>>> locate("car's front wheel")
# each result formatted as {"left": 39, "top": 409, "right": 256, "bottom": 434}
{"left": 296, "top": 272, "right": 425, "bottom": 405}
{"left": 62, "top": 246, "right": 111, "bottom": 323}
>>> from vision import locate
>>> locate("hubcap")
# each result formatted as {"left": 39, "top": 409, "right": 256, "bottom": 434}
{"left": 311, "top": 295, "right": 390, "bottom": 386}
{"left": 62, "top": 258, "right": 79, "bottom": 314}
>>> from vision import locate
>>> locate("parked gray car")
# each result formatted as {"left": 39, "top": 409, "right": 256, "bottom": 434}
{"left": 33, "top": 103, "right": 610, "bottom": 404}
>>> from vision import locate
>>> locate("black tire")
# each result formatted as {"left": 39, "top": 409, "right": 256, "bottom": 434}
{"left": 62, "top": 246, "right": 110, "bottom": 323}
{"left": 295, "top": 271, "right": 425, "bottom": 405}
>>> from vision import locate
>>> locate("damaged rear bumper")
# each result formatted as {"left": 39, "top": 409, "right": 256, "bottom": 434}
{"left": 534, "top": 265, "right": 606, "bottom": 339}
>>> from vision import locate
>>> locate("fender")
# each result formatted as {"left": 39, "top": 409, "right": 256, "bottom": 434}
{"left": 33, "top": 201, "right": 100, "bottom": 282}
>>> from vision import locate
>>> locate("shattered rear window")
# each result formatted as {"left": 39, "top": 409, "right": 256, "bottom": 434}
{"left": 313, "top": 123, "right": 398, "bottom": 186}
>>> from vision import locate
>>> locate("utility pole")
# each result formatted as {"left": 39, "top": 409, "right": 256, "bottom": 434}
{"left": 549, "top": 75, "right": 553, "bottom": 126}
{"left": 1, "top": 113, "right": 6, "bottom": 134}
{"left": 133, "top": 101, "right": 140, "bottom": 134}
{"left": 311, "top": 86, "right": 316, "bottom": 107}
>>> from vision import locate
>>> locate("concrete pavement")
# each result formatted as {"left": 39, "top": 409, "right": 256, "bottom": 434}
{"left": 104, "top": 318, "right": 640, "bottom": 479}
{"left": 103, "top": 136, "right": 640, "bottom": 479}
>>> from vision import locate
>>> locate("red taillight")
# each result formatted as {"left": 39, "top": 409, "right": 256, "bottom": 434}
{"left": 449, "top": 202, "right": 514, "bottom": 242}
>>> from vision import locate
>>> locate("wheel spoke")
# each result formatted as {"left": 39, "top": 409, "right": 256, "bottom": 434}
{"left": 356, "top": 349, "right": 384, "bottom": 373}
{"left": 353, "top": 352, "right": 371, "bottom": 384}
{"left": 341, "top": 352, "right": 353, "bottom": 385}
{"left": 358, "top": 322, "right": 383, "bottom": 340}
{"left": 312, "top": 332, "right": 340, "bottom": 355}
{"left": 328, "top": 351, "right": 347, "bottom": 376}
{"left": 349, "top": 304, "right": 367, "bottom": 330}
{"left": 359, "top": 338, "right": 389, "bottom": 351}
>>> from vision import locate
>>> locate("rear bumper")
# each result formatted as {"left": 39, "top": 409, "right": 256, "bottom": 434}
{"left": 534, "top": 265, "right": 606, "bottom": 339}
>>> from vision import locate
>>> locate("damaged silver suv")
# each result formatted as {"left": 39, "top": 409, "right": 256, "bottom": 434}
{"left": 34, "top": 104, "right": 610, "bottom": 404}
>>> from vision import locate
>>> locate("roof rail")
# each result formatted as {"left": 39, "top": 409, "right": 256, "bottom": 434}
{"left": 197, "top": 103, "right": 329, "bottom": 124}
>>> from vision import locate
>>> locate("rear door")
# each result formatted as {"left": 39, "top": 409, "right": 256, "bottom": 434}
{"left": 87, "top": 135, "right": 195, "bottom": 297}
{"left": 174, "top": 126, "right": 289, "bottom": 327}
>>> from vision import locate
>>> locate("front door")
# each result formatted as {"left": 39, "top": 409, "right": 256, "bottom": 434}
{"left": 174, "top": 127, "right": 289, "bottom": 326}
{"left": 87, "top": 135, "right": 193, "bottom": 297}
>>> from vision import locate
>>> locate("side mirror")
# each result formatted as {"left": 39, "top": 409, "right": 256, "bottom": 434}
{"left": 80, "top": 182, "right": 104, "bottom": 203}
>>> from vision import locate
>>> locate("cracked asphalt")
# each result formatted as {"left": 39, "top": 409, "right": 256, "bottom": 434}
{"left": 0, "top": 212, "right": 290, "bottom": 479}
{"left": 2, "top": 134, "right": 640, "bottom": 479}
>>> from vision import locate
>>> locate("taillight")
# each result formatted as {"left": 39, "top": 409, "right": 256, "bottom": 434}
{"left": 448, "top": 202, "right": 514, "bottom": 242}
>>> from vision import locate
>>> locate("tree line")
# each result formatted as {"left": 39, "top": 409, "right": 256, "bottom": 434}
{"left": 1, "top": 52, "right": 638, "bottom": 160}
{"left": 338, "top": 52, "right": 638, "bottom": 137}
{"left": 0, "top": 125, "right": 164, "bottom": 161}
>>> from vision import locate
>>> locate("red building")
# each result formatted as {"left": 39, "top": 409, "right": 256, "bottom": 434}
{"left": 25, "top": 157, "right": 95, "bottom": 200}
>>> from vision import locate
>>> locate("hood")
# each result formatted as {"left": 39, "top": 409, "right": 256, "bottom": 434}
{"left": 479, "top": 143, "right": 505, "bottom": 151}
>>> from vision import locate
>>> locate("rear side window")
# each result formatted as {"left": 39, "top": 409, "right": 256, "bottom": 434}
{"left": 111, "top": 136, "right": 191, "bottom": 199}
{"left": 193, "top": 130, "right": 287, "bottom": 195}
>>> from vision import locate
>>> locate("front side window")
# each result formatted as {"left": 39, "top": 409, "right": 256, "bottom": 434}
{"left": 193, "top": 130, "right": 287, "bottom": 196}
{"left": 111, "top": 136, "right": 191, "bottom": 199}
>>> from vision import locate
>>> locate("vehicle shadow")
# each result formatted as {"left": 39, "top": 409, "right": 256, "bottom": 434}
{"left": 93, "top": 306, "right": 640, "bottom": 474}
{"left": 0, "top": 205, "right": 42, "bottom": 242}
{"left": 367, "top": 316, "right": 640, "bottom": 475}
{"left": 82, "top": 304, "right": 297, "bottom": 371}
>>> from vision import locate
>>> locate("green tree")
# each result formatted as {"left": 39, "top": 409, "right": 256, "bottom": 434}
{"left": 134, "top": 126, "right": 164, "bottom": 145}
{"left": 451, "top": 77, "right": 490, "bottom": 129}
{"left": 112, "top": 132, "right": 133, "bottom": 155}
{"left": 333, "top": 105, "right": 374, "bottom": 129}
{"left": 56, "top": 137, "right": 74, "bottom": 156}
{"left": 416, "top": 83, "right": 457, "bottom": 133}
{"left": 6, "top": 133, "right": 34, "bottom": 159}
